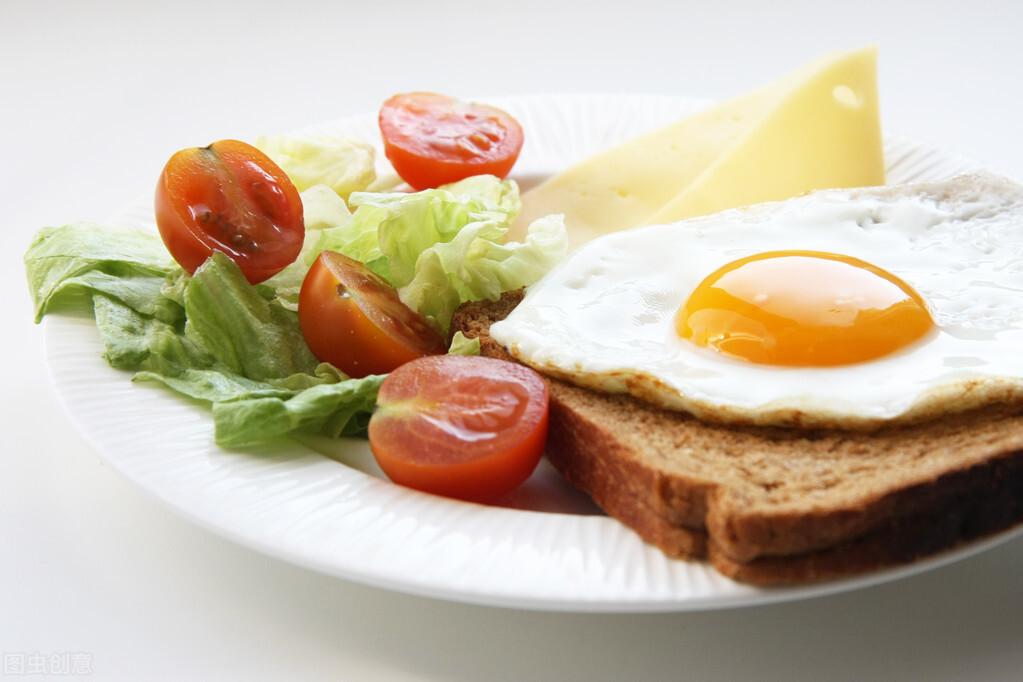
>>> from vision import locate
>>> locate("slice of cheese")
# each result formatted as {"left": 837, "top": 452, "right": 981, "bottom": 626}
{"left": 508, "top": 46, "right": 885, "bottom": 250}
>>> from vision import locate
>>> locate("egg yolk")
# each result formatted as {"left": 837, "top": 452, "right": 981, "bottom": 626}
{"left": 676, "top": 251, "right": 934, "bottom": 367}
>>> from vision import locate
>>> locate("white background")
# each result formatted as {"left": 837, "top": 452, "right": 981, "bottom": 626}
{"left": 4, "top": 0, "right": 1023, "bottom": 679}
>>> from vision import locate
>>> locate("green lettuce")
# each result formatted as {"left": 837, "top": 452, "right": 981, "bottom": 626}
{"left": 25, "top": 226, "right": 381, "bottom": 446}
{"left": 24, "top": 173, "right": 566, "bottom": 447}
{"left": 260, "top": 184, "right": 355, "bottom": 311}
{"left": 253, "top": 132, "right": 379, "bottom": 200}
{"left": 327, "top": 175, "right": 567, "bottom": 332}
{"left": 26, "top": 222, "right": 179, "bottom": 323}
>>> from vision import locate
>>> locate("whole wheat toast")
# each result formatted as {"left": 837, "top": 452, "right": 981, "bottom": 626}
{"left": 450, "top": 289, "right": 1023, "bottom": 584}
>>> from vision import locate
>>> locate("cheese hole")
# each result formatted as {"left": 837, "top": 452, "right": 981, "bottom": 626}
{"left": 833, "top": 84, "right": 862, "bottom": 108}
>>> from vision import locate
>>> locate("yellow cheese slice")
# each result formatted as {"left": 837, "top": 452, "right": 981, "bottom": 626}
{"left": 508, "top": 46, "right": 885, "bottom": 250}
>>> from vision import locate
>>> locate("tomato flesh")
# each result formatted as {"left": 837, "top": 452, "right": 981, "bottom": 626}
{"left": 379, "top": 92, "right": 524, "bottom": 190}
{"left": 155, "top": 139, "right": 304, "bottom": 284}
{"left": 368, "top": 355, "right": 549, "bottom": 503}
{"left": 298, "top": 251, "right": 447, "bottom": 378}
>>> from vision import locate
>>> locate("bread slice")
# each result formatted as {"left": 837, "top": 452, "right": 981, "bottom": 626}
{"left": 450, "top": 289, "right": 1023, "bottom": 584}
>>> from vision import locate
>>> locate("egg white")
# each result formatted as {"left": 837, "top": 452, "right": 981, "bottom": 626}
{"left": 490, "top": 172, "right": 1023, "bottom": 428}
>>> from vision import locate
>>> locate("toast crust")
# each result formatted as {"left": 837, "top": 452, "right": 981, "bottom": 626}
{"left": 451, "top": 290, "right": 1023, "bottom": 584}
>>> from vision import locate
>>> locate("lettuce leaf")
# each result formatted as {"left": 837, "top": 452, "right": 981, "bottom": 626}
{"left": 25, "top": 222, "right": 179, "bottom": 323}
{"left": 25, "top": 227, "right": 382, "bottom": 446}
{"left": 263, "top": 184, "right": 355, "bottom": 311}
{"left": 399, "top": 212, "right": 566, "bottom": 334}
{"left": 24, "top": 172, "right": 566, "bottom": 447}
{"left": 253, "top": 133, "right": 378, "bottom": 200}
{"left": 337, "top": 175, "right": 567, "bottom": 332}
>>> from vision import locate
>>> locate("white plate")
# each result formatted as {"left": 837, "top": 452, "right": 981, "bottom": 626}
{"left": 42, "top": 94, "right": 1023, "bottom": 612}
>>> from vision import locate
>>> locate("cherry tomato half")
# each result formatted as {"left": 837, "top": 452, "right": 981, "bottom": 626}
{"left": 368, "top": 355, "right": 549, "bottom": 503}
{"left": 378, "top": 92, "right": 525, "bottom": 190}
{"left": 155, "top": 139, "right": 304, "bottom": 284}
{"left": 298, "top": 250, "right": 447, "bottom": 378}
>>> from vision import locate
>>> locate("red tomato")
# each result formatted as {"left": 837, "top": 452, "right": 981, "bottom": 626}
{"left": 368, "top": 355, "right": 549, "bottom": 503}
{"left": 154, "top": 139, "right": 304, "bottom": 284}
{"left": 298, "top": 250, "right": 447, "bottom": 378}
{"left": 378, "top": 92, "right": 524, "bottom": 190}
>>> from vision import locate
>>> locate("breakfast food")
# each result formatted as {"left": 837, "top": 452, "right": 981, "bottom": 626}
{"left": 508, "top": 45, "right": 884, "bottom": 249}
{"left": 298, "top": 250, "right": 448, "bottom": 378}
{"left": 368, "top": 354, "right": 549, "bottom": 503}
{"left": 453, "top": 291, "right": 1023, "bottom": 585}
{"left": 155, "top": 139, "right": 305, "bottom": 284}
{"left": 378, "top": 92, "right": 525, "bottom": 190}
{"left": 491, "top": 172, "right": 1023, "bottom": 431}
{"left": 451, "top": 173, "right": 1023, "bottom": 584}
{"left": 28, "top": 44, "right": 1023, "bottom": 591}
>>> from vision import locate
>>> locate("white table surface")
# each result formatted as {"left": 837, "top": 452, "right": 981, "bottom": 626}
{"left": 4, "top": 1, "right": 1023, "bottom": 679}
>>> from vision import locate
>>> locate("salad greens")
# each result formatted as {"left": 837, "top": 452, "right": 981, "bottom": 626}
{"left": 26, "top": 160, "right": 566, "bottom": 447}
{"left": 254, "top": 132, "right": 385, "bottom": 200}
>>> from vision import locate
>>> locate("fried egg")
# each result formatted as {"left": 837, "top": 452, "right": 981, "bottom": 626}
{"left": 490, "top": 172, "right": 1023, "bottom": 429}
